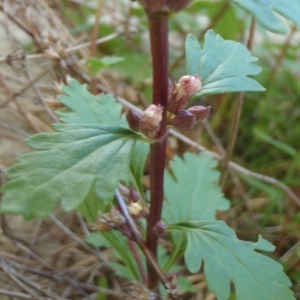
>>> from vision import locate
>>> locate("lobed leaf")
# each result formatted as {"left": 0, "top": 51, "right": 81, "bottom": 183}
{"left": 1, "top": 79, "right": 149, "bottom": 221}
{"left": 162, "top": 152, "right": 230, "bottom": 269}
{"left": 232, "top": 0, "right": 300, "bottom": 34}
{"left": 58, "top": 78, "right": 149, "bottom": 201}
{"left": 185, "top": 30, "right": 265, "bottom": 98}
{"left": 0, "top": 124, "right": 139, "bottom": 220}
{"left": 163, "top": 152, "right": 230, "bottom": 224}
{"left": 168, "top": 220, "right": 295, "bottom": 300}
{"left": 57, "top": 79, "right": 127, "bottom": 126}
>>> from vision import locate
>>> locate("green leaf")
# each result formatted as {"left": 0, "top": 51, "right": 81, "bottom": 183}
{"left": 57, "top": 79, "right": 127, "bottom": 126}
{"left": 159, "top": 244, "right": 196, "bottom": 297}
{"left": 162, "top": 152, "right": 230, "bottom": 271}
{"left": 130, "top": 142, "right": 149, "bottom": 198}
{"left": 76, "top": 180, "right": 106, "bottom": 222}
{"left": 87, "top": 231, "right": 140, "bottom": 280}
{"left": 163, "top": 152, "right": 230, "bottom": 224}
{"left": 88, "top": 56, "right": 124, "bottom": 74}
{"left": 232, "top": 0, "right": 300, "bottom": 34}
{"left": 177, "top": 275, "right": 196, "bottom": 293}
{"left": 168, "top": 220, "right": 295, "bottom": 300}
{"left": 1, "top": 79, "right": 148, "bottom": 221}
{"left": 185, "top": 30, "right": 265, "bottom": 98}
{"left": 86, "top": 232, "right": 111, "bottom": 248}
{"left": 57, "top": 79, "right": 149, "bottom": 209}
{"left": 253, "top": 235, "right": 275, "bottom": 252}
{"left": 108, "top": 233, "right": 141, "bottom": 278}
{"left": 110, "top": 262, "right": 137, "bottom": 280}
{"left": 0, "top": 125, "right": 139, "bottom": 220}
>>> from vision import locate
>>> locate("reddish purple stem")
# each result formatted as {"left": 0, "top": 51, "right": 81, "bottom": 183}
{"left": 146, "top": 16, "right": 169, "bottom": 289}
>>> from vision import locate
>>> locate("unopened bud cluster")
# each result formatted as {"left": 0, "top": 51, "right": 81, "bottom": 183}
{"left": 126, "top": 74, "right": 210, "bottom": 138}
{"left": 167, "top": 74, "right": 210, "bottom": 130}
{"left": 167, "top": 75, "right": 201, "bottom": 114}
{"left": 140, "top": 104, "right": 163, "bottom": 139}
{"left": 126, "top": 104, "right": 163, "bottom": 139}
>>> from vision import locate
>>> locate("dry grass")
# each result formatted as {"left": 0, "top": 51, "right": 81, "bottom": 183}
{"left": 0, "top": 1, "right": 134, "bottom": 299}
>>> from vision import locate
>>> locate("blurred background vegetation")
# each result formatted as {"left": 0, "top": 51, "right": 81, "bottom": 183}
{"left": 0, "top": 0, "right": 299, "bottom": 299}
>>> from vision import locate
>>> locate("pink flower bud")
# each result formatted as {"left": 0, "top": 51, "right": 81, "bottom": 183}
{"left": 140, "top": 104, "right": 163, "bottom": 139}
{"left": 167, "top": 74, "right": 201, "bottom": 115}
{"left": 187, "top": 106, "right": 211, "bottom": 123}
{"left": 126, "top": 109, "right": 141, "bottom": 132}
{"left": 167, "top": 110, "right": 195, "bottom": 130}
{"left": 167, "top": 83, "right": 188, "bottom": 115}
{"left": 178, "top": 74, "right": 202, "bottom": 96}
